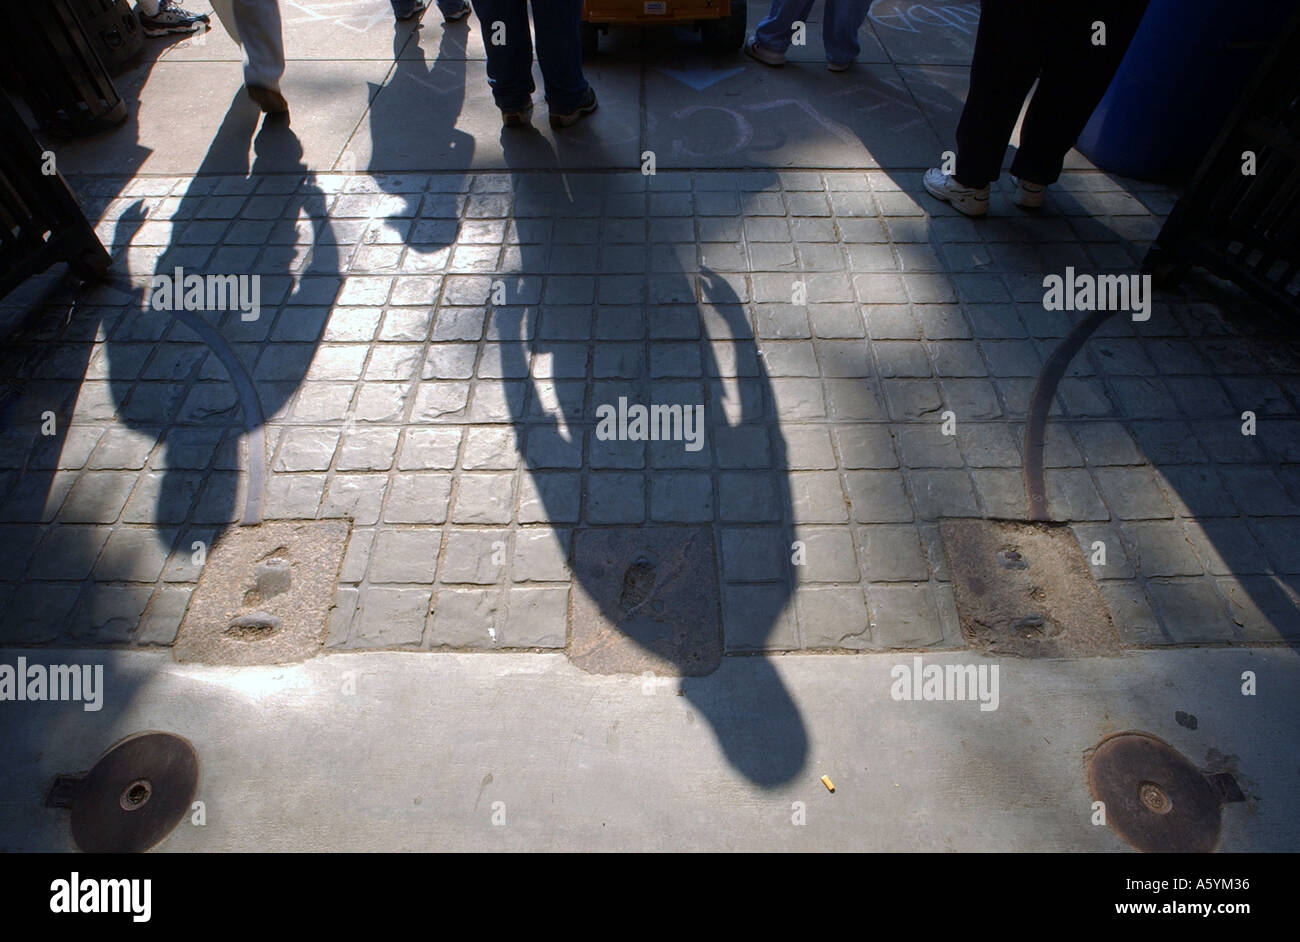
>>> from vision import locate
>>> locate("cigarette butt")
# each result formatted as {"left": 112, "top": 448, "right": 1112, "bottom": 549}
{"left": 820, "top": 775, "right": 835, "bottom": 793}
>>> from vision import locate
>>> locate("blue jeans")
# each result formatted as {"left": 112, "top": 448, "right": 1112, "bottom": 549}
{"left": 753, "top": 0, "right": 869, "bottom": 65}
{"left": 470, "top": 0, "right": 589, "bottom": 113}
{"left": 390, "top": 0, "right": 469, "bottom": 17}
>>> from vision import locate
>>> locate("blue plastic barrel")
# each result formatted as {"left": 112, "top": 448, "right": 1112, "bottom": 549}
{"left": 1076, "top": 0, "right": 1299, "bottom": 181}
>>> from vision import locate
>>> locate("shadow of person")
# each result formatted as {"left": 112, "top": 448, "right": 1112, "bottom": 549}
{"left": 104, "top": 92, "right": 340, "bottom": 541}
{"left": 367, "top": 18, "right": 475, "bottom": 173}
{"left": 491, "top": 119, "right": 807, "bottom": 787}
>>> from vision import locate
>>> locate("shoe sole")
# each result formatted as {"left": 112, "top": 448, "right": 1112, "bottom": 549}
{"left": 549, "top": 99, "right": 597, "bottom": 129}
{"left": 923, "top": 177, "right": 988, "bottom": 217}
{"left": 827, "top": 62, "right": 851, "bottom": 72}
{"left": 444, "top": 9, "right": 470, "bottom": 21}
{"left": 395, "top": 3, "right": 429, "bottom": 20}
{"left": 142, "top": 22, "right": 206, "bottom": 36}
{"left": 1010, "top": 177, "right": 1045, "bottom": 209}
{"left": 743, "top": 42, "right": 784, "bottom": 67}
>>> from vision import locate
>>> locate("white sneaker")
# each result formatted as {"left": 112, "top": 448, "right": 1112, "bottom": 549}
{"left": 743, "top": 37, "right": 785, "bottom": 67}
{"left": 1010, "top": 175, "right": 1046, "bottom": 209}
{"left": 923, "top": 167, "right": 989, "bottom": 217}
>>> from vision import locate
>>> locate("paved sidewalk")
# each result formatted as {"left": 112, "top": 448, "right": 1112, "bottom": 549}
{"left": 2, "top": 646, "right": 1295, "bottom": 851}
{"left": 4, "top": 164, "right": 1297, "bottom": 652}
{"left": 2, "top": 0, "right": 1298, "bottom": 852}
{"left": 1, "top": 1, "right": 1297, "bottom": 655}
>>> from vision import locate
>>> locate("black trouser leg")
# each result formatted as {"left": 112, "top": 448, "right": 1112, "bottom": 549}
{"left": 1010, "top": 1, "right": 1150, "bottom": 185}
{"left": 954, "top": 0, "right": 1045, "bottom": 189}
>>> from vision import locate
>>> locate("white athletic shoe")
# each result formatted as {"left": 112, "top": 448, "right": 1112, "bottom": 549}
{"left": 1010, "top": 175, "right": 1047, "bottom": 209}
{"left": 743, "top": 37, "right": 785, "bottom": 67}
{"left": 923, "top": 167, "right": 989, "bottom": 217}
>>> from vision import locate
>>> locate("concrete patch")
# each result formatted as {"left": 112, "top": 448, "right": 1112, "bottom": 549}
{"left": 941, "top": 518, "right": 1121, "bottom": 657}
{"left": 569, "top": 527, "right": 721, "bottom": 676}
{"left": 174, "top": 521, "right": 349, "bottom": 665}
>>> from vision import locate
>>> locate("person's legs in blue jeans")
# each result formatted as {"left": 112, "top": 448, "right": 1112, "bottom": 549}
{"left": 529, "top": 0, "right": 588, "bottom": 114}
{"left": 471, "top": 0, "right": 536, "bottom": 111}
{"left": 822, "top": 0, "right": 869, "bottom": 65}
{"left": 753, "top": 0, "right": 816, "bottom": 54}
{"left": 392, "top": 0, "right": 470, "bottom": 19}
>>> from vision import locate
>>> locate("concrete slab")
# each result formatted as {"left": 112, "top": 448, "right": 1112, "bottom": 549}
{"left": 52, "top": 60, "right": 392, "bottom": 177}
{"left": 130, "top": 8, "right": 475, "bottom": 64}
{"left": 866, "top": 0, "right": 981, "bottom": 65}
{"left": 598, "top": 2, "right": 890, "bottom": 63}
{"left": 896, "top": 63, "right": 968, "bottom": 147}
{"left": 1, "top": 647, "right": 1294, "bottom": 851}
{"left": 645, "top": 62, "right": 941, "bottom": 169}
{"left": 341, "top": 57, "right": 642, "bottom": 172}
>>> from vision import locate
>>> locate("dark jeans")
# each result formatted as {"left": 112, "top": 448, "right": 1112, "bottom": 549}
{"left": 391, "top": 0, "right": 469, "bottom": 16}
{"left": 955, "top": 0, "right": 1149, "bottom": 188}
{"left": 470, "top": 0, "right": 589, "bottom": 113}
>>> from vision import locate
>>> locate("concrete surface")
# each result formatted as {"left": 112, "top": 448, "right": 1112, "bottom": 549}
{"left": 0, "top": 646, "right": 1294, "bottom": 851}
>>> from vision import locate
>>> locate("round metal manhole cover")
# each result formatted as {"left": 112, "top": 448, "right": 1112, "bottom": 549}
{"left": 70, "top": 732, "right": 199, "bottom": 853}
{"left": 1087, "top": 732, "right": 1221, "bottom": 853}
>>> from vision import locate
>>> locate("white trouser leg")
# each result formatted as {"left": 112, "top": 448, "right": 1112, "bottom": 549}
{"left": 211, "top": 0, "right": 285, "bottom": 91}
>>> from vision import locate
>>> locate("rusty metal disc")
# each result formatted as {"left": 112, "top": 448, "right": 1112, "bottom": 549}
{"left": 69, "top": 732, "right": 199, "bottom": 853}
{"left": 1087, "top": 732, "right": 1221, "bottom": 853}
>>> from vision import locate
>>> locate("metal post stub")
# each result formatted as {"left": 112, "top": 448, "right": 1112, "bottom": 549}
{"left": 53, "top": 731, "right": 200, "bottom": 853}
{"left": 1087, "top": 732, "right": 1233, "bottom": 853}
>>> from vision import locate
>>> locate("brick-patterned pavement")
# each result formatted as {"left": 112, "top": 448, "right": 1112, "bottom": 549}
{"left": 3, "top": 164, "right": 1297, "bottom": 652}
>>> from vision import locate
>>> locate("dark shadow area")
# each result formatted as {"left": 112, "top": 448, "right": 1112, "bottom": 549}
{"left": 0, "top": 91, "right": 340, "bottom": 644}
{"left": 105, "top": 93, "right": 340, "bottom": 531}
{"left": 490, "top": 124, "right": 806, "bottom": 785}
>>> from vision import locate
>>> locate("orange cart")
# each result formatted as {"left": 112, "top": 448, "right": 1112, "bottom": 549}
{"left": 580, "top": 0, "right": 747, "bottom": 55}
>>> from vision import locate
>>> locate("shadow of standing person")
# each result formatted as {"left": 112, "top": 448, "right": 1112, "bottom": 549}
{"left": 104, "top": 93, "right": 340, "bottom": 543}
{"left": 491, "top": 120, "right": 808, "bottom": 787}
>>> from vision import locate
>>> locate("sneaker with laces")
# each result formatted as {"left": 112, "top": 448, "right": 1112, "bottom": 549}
{"left": 549, "top": 87, "right": 597, "bottom": 129}
{"left": 1010, "top": 175, "right": 1046, "bottom": 209}
{"left": 442, "top": 2, "right": 471, "bottom": 21}
{"left": 923, "top": 167, "right": 989, "bottom": 217}
{"left": 139, "top": 0, "right": 210, "bottom": 36}
{"left": 743, "top": 37, "right": 785, "bottom": 67}
{"left": 501, "top": 102, "right": 534, "bottom": 128}
{"left": 394, "top": 0, "right": 429, "bottom": 21}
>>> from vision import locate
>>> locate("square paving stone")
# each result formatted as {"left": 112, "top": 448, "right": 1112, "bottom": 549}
{"left": 369, "top": 530, "right": 441, "bottom": 584}
{"left": 867, "top": 583, "right": 945, "bottom": 648}
{"left": 797, "top": 584, "right": 872, "bottom": 649}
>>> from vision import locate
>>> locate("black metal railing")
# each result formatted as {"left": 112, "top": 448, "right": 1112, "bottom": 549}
{"left": 1146, "top": 9, "right": 1300, "bottom": 315}
{"left": 0, "top": 0, "right": 128, "bottom": 138}
{"left": 0, "top": 90, "right": 110, "bottom": 301}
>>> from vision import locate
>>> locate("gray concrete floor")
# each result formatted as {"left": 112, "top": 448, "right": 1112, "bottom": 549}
{"left": 1, "top": 646, "right": 1295, "bottom": 851}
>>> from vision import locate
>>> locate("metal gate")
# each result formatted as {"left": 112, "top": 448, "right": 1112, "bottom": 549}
{"left": 0, "top": 91, "right": 111, "bottom": 301}
{"left": 1146, "top": 8, "right": 1300, "bottom": 314}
